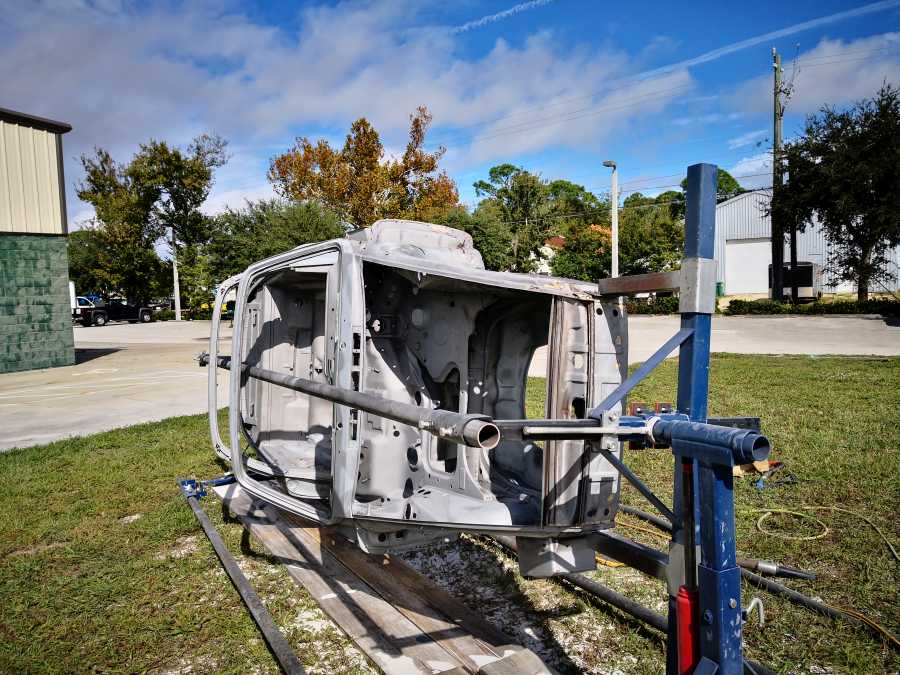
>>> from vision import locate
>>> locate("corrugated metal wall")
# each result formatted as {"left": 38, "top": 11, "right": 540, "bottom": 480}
{"left": 0, "top": 120, "right": 65, "bottom": 235}
{"left": 715, "top": 190, "right": 900, "bottom": 293}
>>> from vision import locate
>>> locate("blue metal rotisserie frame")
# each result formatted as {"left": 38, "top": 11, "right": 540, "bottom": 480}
{"left": 591, "top": 163, "right": 753, "bottom": 674}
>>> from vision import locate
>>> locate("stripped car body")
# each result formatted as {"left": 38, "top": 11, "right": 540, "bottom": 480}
{"left": 209, "top": 219, "right": 630, "bottom": 575}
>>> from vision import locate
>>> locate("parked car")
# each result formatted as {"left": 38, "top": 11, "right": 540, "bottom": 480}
{"left": 72, "top": 296, "right": 96, "bottom": 323}
{"left": 78, "top": 299, "right": 153, "bottom": 327}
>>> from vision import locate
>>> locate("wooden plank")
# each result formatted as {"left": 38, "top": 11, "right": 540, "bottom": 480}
{"left": 286, "top": 515, "right": 519, "bottom": 673}
{"left": 214, "top": 484, "right": 463, "bottom": 674}
{"left": 214, "top": 484, "right": 553, "bottom": 675}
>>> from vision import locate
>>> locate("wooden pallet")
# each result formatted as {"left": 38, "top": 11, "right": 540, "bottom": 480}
{"left": 212, "top": 483, "right": 552, "bottom": 674}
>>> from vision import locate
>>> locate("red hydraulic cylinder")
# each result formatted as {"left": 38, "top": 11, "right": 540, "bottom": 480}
{"left": 676, "top": 584, "right": 699, "bottom": 675}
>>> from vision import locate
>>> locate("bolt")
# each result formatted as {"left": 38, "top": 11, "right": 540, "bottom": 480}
{"left": 703, "top": 610, "right": 714, "bottom": 625}
{"left": 608, "top": 412, "right": 619, "bottom": 422}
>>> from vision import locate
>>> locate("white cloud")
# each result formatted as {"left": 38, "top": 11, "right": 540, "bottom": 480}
{"left": 630, "top": 0, "right": 900, "bottom": 82}
{"left": 201, "top": 183, "right": 277, "bottom": 216}
{"left": 1, "top": 0, "right": 699, "bottom": 228}
{"left": 730, "top": 33, "right": 900, "bottom": 116}
{"left": 8, "top": 0, "right": 897, "bottom": 230}
{"left": 727, "top": 129, "right": 768, "bottom": 150}
{"left": 671, "top": 112, "right": 742, "bottom": 127}
{"left": 728, "top": 151, "right": 772, "bottom": 189}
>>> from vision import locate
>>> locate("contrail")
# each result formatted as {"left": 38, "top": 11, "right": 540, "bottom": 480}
{"left": 634, "top": 0, "right": 900, "bottom": 80}
{"left": 452, "top": 0, "right": 557, "bottom": 34}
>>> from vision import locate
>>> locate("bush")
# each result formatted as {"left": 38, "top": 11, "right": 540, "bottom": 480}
{"left": 186, "top": 307, "right": 213, "bottom": 320}
{"left": 725, "top": 298, "right": 900, "bottom": 316}
{"left": 625, "top": 295, "right": 680, "bottom": 314}
{"left": 151, "top": 307, "right": 217, "bottom": 321}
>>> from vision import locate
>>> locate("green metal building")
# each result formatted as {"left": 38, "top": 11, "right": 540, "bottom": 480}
{"left": 0, "top": 108, "right": 74, "bottom": 373}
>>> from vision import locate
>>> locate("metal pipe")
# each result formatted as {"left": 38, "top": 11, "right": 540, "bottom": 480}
{"left": 598, "top": 448, "right": 676, "bottom": 525}
{"left": 494, "top": 534, "right": 776, "bottom": 675}
{"left": 621, "top": 504, "right": 673, "bottom": 533}
{"left": 650, "top": 418, "right": 770, "bottom": 466}
{"left": 205, "top": 354, "right": 500, "bottom": 450}
{"left": 182, "top": 489, "right": 306, "bottom": 675}
{"left": 562, "top": 572, "right": 667, "bottom": 631}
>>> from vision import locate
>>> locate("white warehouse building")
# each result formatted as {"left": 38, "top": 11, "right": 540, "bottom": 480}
{"left": 714, "top": 190, "right": 900, "bottom": 296}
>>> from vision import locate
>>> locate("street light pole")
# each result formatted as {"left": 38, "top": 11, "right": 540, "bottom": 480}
{"left": 171, "top": 227, "right": 182, "bottom": 321}
{"left": 603, "top": 160, "right": 619, "bottom": 278}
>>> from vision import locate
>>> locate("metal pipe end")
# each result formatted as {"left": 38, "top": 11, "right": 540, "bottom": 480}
{"left": 464, "top": 420, "right": 501, "bottom": 450}
{"left": 740, "top": 433, "right": 771, "bottom": 463}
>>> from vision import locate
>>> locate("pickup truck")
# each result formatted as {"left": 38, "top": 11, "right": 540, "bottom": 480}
{"left": 77, "top": 299, "right": 153, "bottom": 327}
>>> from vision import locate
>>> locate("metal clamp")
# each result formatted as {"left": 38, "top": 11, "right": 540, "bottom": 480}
{"left": 678, "top": 257, "right": 717, "bottom": 314}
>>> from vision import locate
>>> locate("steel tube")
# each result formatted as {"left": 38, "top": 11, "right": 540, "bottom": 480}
{"left": 562, "top": 572, "right": 667, "bottom": 631}
{"left": 598, "top": 447, "right": 676, "bottom": 524}
{"left": 183, "top": 493, "right": 306, "bottom": 675}
{"left": 208, "top": 355, "right": 500, "bottom": 450}
{"left": 651, "top": 418, "right": 770, "bottom": 466}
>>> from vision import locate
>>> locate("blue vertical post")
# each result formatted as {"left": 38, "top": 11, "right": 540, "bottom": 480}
{"left": 667, "top": 163, "right": 718, "bottom": 674}
{"left": 680, "top": 163, "right": 743, "bottom": 673}
{"left": 696, "top": 464, "right": 743, "bottom": 672}
{"left": 677, "top": 162, "right": 716, "bottom": 421}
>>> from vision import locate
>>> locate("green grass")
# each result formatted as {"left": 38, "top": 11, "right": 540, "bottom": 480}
{"left": 1, "top": 355, "right": 898, "bottom": 673}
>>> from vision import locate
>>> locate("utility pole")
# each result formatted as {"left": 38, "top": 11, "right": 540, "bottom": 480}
{"left": 603, "top": 160, "right": 619, "bottom": 278}
{"left": 171, "top": 227, "right": 182, "bottom": 321}
{"left": 771, "top": 48, "right": 786, "bottom": 303}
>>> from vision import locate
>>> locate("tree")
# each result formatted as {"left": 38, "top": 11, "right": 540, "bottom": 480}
{"left": 618, "top": 193, "right": 684, "bottom": 276}
{"left": 473, "top": 165, "right": 549, "bottom": 272}
{"left": 77, "top": 134, "right": 228, "bottom": 305}
{"left": 550, "top": 224, "right": 611, "bottom": 281}
{"left": 269, "top": 107, "right": 458, "bottom": 228}
{"left": 132, "top": 134, "right": 229, "bottom": 249}
{"left": 67, "top": 228, "right": 109, "bottom": 296}
{"left": 679, "top": 168, "right": 744, "bottom": 203}
{"left": 206, "top": 200, "right": 346, "bottom": 281}
{"left": 434, "top": 205, "right": 515, "bottom": 272}
{"left": 773, "top": 84, "right": 900, "bottom": 301}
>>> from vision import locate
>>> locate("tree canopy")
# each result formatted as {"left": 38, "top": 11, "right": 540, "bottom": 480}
{"left": 206, "top": 200, "right": 346, "bottom": 281}
{"left": 618, "top": 193, "right": 684, "bottom": 276}
{"left": 773, "top": 83, "right": 900, "bottom": 301}
{"left": 268, "top": 107, "right": 459, "bottom": 228}
{"left": 471, "top": 165, "right": 553, "bottom": 272}
{"left": 76, "top": 134, "right": 227, "bottom": 303}
{"left": 679, "top": 168, "right": 744, "bottom": 203}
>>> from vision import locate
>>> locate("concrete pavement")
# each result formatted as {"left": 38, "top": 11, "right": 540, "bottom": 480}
{"left": 0, "top": 322, "right": 231, "bottom": 451}
{"left": 528, "top": 314, "right": 900, "bottom": 374}
{"left": 1, "top": 315, "right": 897, "bottom": 450}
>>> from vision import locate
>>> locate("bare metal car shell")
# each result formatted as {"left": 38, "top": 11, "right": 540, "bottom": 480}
{"left": 208, "top": 219, "right": 629, "bottom": 572}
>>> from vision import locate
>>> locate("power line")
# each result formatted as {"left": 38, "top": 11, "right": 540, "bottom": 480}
{"left": 479, "top": 185, "right": 774, "bottom": 227}
{"left": 795, "top": 44, "right": 900, "bottom": 65}
{"left": 798, "top": 54, "right": 900, "bottom": 69}
{"left": 428, "top": 76, "right": 692, "bottom": 145}
{"left": 431, "top": 48, "right": 898, "bottom": 153}
{"left": 438, "top": 44, "right": 900, "bottom": 147}
{"left": 436, "top": 85, "right": 693, "bottom": 148}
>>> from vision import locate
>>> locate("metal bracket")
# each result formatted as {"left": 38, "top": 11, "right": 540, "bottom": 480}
{"left": 678, "top": 257, "right": 717, "bottom": 314}
{"left": 178, "top": 475, "right": 236, "bottom": 501}
{"left": 179, "top": 478, "right": 206, "bottom": 500}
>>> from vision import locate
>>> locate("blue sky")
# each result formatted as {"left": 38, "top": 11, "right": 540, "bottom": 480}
{"left": 2, "top": 0, "right": 899, "bottom": 226}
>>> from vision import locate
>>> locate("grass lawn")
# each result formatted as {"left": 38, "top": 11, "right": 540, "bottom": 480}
{"left": 1, "top": 355, "right": 898, "bottom": 673}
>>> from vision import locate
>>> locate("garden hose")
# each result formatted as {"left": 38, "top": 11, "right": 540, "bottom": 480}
{"left": 621, "top": 505, "right": 900, "bottom": 650}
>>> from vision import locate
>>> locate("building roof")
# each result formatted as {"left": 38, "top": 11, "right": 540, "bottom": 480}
{"left": 0, "top": 107, "right": 72, "bottom": 134}
{"left": 715, "top": 188, "right": 772, "bottom": 209}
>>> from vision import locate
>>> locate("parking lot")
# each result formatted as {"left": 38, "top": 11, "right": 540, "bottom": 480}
{"left": 1, "top": 314, "right": 898, "bottom": 451}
